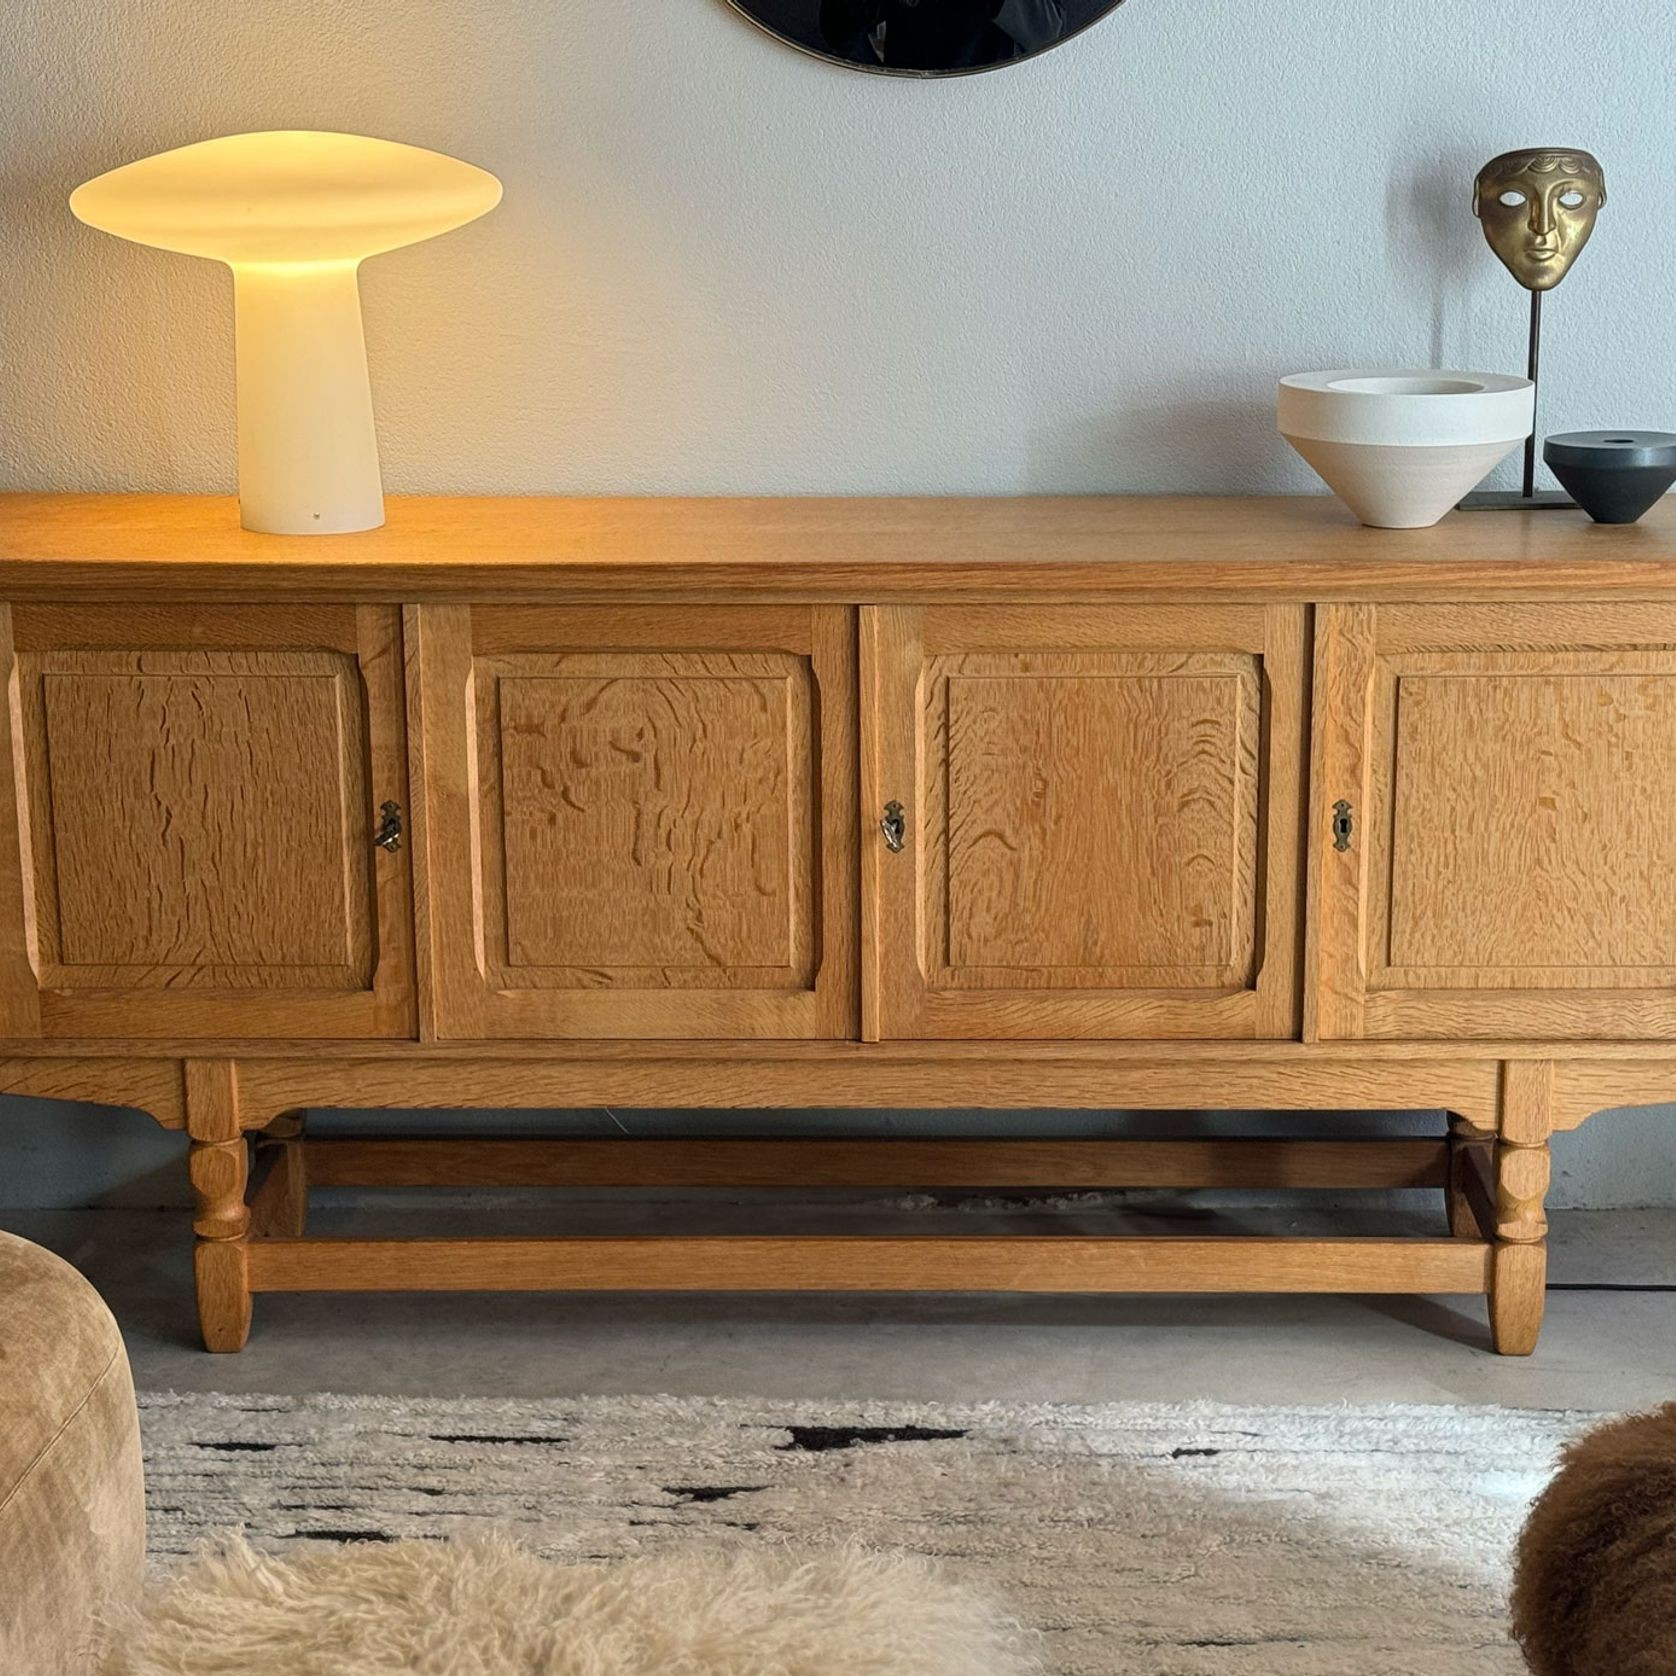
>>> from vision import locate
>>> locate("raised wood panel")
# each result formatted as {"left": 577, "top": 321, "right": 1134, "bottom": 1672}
{"left": 1311, "top": 604, "right": 1676, "bottom": 1041}
{"left": 1380, "top": 655, "right": 1676, "bottom": 977}
{"left": 0, "top": 605, "right": 414, "bottom": 1040}
{"left": 936, "top": 654, "right": 1258, "bottom": 984}
{"left": 870, "top": 604, "right": 1306, "bottom": 1039}
{"left": 420, "top": 603, "right": 856, "bottom": 1039}
{"left": 485, "top": 658, "right": 805, "bottom": 981}
{"left": 36, "top": 654, "right": 366, "bottom": 979}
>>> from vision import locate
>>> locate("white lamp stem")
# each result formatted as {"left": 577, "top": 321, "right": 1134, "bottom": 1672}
{"left": 232, "top": 262, "right": 384, "bottom": 534}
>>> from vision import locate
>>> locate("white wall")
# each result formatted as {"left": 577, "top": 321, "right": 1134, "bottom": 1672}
{"left": 6, "top": 0, "right": 1674, "bottom": 496}
{"left": 3, "top": 0, "right": 1676, "bottom": 1207}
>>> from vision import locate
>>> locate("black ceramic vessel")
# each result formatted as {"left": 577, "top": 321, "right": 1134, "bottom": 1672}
{"left": 1543, "top": 431, "right": 1676, "bottom": 525}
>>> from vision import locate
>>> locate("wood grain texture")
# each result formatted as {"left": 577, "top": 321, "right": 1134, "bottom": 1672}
{"left": 859, "top": 605, "right": 886, "bottom": 1044}
{"left": 420, "top": 603, "right": 856, "bottom": 1039}
{"left": 1379, "top": 653, "right": 1676, "bottom": 977}
{"left": 490, "top": 659, "right": 801, "bottom": 975}
{"left": 248, "top": 1132, "right": 307, "bottom": 1238}
{"left": 300, "top": 1135, "right": 1452, "bottom": 1191}
{"left": 186, "top": 1056, "right": 253, "bottom": 1348}
{"left": 0, "top": 1055, "right": 185, "bottom": 1125}
{"left": 1305, "top": 603, "right": 1375, "bottom": 1042}
{"left": 2, "top": 603, "right": 413, "bottom": 1039}
{"left": 188, "top": 1137, "right": 249, "bottom": 1240}
{"left": 401, "top": 604, "right": 440, "bottom": 1043}
{"left": 1315, "top": 604, "right": 1676, "bottom": 1041}
{"left": 1446, "top": 1115, "right": 1495, "bottom": 1239}
{"left": 0, "top": 608, "right": 42, "bottom": 1038}
{"left": 183, "top": 1058, "right": 241, "bottom": 1142}
{"left": 34, "top": 652, "right": 365, "bottom": 974}
{"left": 244, "top": 1234, "right": 1492, "bottom": 1296}
{"left": 939, "top": 655, "right": 1257, "bottom": 978}
{"left": 0, "top": 1035, "right": 1664, "bottom": 1063}
{"left": 1374, "top": 600, "right": 1676, "bottom": 652}
{"left": 1453, "top": 1139, "right": 1498, "bottom": 1243}
{"left": 1490, "top": 1242, "right": 1547, "bottom": 1357}
{"left": 194, "top": 1238, "right": 251, "bottom": 1353}
{"left": 1488, "top": 1059, "right": 1553, "bottom": 1356}
{"left": 5, "top": 493, "right": 1676, "bottom": 601}
{"left": 1550, "top": 1059, "right": 1676, "bottom": 1131}
{"left": 15, "top": 492, "right": 1676, "bottom": 1357}
{"left": 10, "top": 602, "right": 363, "bottom": 653}
{"left": 1500, "top": 1060, "right": 1556, "bottom": 1147}
{"left": 872, "top": 603, "right": 1304, "bottom": 1039}
{"left": 230, "top": 1052, "right": 1503, "bottom": 1128}
{"left": 8, "top": 1032, "right": 1640, "bottom": 1136}
{"left": 356, "top": 604, "right": 420, "bottom": 1040}
{"left": 1495, "top": 1144, "right": 1551, "bottom": 1244}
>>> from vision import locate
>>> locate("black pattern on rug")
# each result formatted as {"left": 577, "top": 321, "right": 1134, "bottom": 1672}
{"left": 138, "top": 1393, "right": 1587, "bottom": 1676}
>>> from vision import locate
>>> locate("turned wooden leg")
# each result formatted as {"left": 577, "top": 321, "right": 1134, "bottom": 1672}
{"left": 186, "top": 1060, "right": 252, "bottom": 1352}
{"left": 1490, "top": 1064, "right": 1553, "bottom": 1357}
{"left": 1445, "top": 1114, "right": 1494, "bottom": 1239}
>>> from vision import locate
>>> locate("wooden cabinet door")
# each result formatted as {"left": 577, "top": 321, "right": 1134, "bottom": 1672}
{"left": 867, "top": 604, "right": 1307, "bottom": 1039}
{"left": 1311, "top": 602, "right": 1676, "bottom": 1040}
{"left": 0, "top": 604, "right": 414, "bottom": 1040}
{"left": 416, "top": 604, "right": 856, "bottom": 1039}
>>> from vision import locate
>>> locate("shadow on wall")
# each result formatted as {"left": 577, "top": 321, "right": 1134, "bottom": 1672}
{"left": 1384, "top": 139, "right": 1551, "bottom": 495}
{"left": 1386, "top": 147, "right": 1490, "bottom": 372}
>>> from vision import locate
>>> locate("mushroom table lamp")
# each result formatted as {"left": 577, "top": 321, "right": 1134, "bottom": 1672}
{"left": 71, "top": 131, "right": 501, "bottom": 535}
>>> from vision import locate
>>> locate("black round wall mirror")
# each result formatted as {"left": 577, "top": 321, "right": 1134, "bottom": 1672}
{"left": 726, "top": 0, "right": 1128, "bottom": 76}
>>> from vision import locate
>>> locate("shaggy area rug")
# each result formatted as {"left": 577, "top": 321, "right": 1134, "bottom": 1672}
{"left": 103, "top": 1533, "right": 1032, "bottom": 1676}
{"left": 136, "top": 1393, "right": 1589, "bottom": 1675}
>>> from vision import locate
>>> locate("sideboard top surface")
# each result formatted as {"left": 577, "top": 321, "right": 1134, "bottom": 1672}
{"left": 3, "top": 492, "right": 1676, "bottom": 599}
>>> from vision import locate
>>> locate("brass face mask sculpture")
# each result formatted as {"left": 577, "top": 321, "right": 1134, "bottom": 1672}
{"left": 1473, "top": 149, "right": 1607, "bottom": 291}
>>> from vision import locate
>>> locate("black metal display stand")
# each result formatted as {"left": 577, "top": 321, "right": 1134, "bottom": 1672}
{"left": 1460, "top": 290, "right": 1574, "bottom": 511}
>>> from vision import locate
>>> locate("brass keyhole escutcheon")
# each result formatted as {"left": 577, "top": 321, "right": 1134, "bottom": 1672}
{"left": 880, "top": 800, "right": 906, "bottom": 853}
{"left": 373, "top": 800, "right": 403, "bottom": 853}
{"left": 1331, "top": 800, "right": 1354, "bottom": 853}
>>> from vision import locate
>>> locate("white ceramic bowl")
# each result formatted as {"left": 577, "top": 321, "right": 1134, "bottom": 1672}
{"left": 1278, "top": 368, "right": 1535, "bottom": 528}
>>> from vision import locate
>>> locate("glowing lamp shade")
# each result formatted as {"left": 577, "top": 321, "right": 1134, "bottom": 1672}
{"left": 71, "top": 131, "right": 501, "bottom": 535}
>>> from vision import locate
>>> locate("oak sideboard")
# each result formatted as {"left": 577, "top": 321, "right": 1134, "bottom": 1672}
{"left": 3, "top": 491, "right": 1675, "bottom": 1354}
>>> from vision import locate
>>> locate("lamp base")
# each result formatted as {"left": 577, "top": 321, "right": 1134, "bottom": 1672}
{"left": 234, "top": 262, "right": 384, "bottom": 536}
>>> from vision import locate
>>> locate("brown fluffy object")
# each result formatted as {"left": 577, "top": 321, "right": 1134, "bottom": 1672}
{"left": 1512, "top": 1403, "right": 1676, "bottom": 1676}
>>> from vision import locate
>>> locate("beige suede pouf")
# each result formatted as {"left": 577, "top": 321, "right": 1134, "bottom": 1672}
{"left": 0, "top": 1230, "right": 146, "bottom": 1676}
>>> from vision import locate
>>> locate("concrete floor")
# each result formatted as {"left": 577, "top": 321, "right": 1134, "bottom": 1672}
{"left": 9, "top": 1198, "right": 1676, "bottom": 1410}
